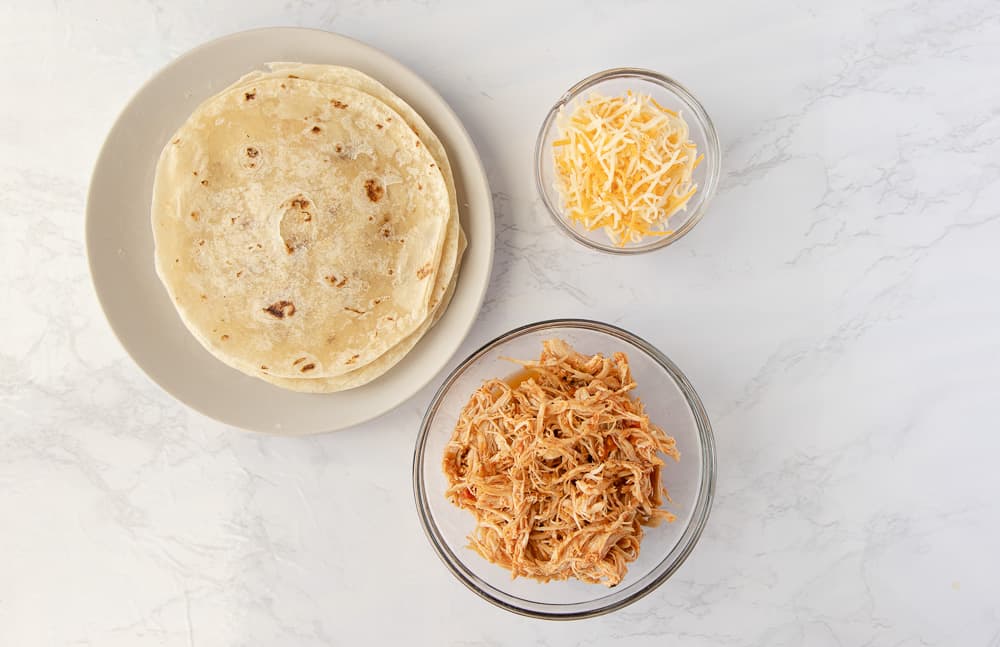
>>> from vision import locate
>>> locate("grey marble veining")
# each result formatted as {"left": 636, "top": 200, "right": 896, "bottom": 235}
{"left": 2, "top": 0, "right": 999, "bottom": 644}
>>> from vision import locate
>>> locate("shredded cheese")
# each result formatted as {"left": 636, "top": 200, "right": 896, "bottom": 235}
{"left": 552, "top": 91, "right": 702, "bottom": 247}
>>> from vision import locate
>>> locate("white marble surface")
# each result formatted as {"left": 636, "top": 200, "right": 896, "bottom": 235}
{"left": 3, "top": 0, "right": 1000, "bottom": 644}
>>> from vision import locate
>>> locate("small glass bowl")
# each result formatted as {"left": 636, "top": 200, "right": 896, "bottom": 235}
{"left": 412, "top": 319, "right": 716, "bottom": 619}
{"left": 534, "top": 68, "right": 721, "bottom": 254}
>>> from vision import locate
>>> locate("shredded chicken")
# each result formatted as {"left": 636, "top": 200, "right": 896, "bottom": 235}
{"left": 442, "top": 339, "right": 680, "bottom": 586}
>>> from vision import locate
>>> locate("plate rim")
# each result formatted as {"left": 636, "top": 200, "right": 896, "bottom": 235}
{"left": 85, "top": 27, "right": 494, "bottom": 433}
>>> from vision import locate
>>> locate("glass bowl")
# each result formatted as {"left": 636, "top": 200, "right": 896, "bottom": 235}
{"left": 412, "top": 319, "right": 716, "bottom": 619}
{"left": 534, "top": 68, "right": 721, "bottom": 254}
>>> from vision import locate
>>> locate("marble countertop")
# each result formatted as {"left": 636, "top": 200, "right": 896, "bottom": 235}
{"left": 4, "top": 0, "right": 1000, "bottom": 644}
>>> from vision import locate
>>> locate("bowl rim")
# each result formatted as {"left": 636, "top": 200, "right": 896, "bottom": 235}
{"left": 412, "top": 318, "right": 717, "bottom": 619}
{"left": 533, "top": 67, "right": 722, "bottom": 255}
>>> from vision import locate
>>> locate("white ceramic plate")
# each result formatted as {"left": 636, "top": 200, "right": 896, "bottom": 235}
{"left": 86, "top": 28, "right": 494, "bottom": 434}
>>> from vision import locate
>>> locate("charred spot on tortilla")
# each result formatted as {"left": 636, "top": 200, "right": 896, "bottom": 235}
{"left": 264, "top": 300, "right": 296, "bottom": 319}
{"left": 364, "top": 179, "right": 384, "bottom": 202}
{"left": 325, "top": 275, "right": 348, "bottom": 288}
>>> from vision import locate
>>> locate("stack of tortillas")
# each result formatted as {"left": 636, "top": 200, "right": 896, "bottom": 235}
{"left": 151, "top": 63, "right": 465, "bottom": 393}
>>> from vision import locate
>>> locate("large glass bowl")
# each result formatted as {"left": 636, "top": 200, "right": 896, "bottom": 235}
{"left": 534, "top": 68, "right": 721, "bottom": 254}
{"left": 413, "top": 319, "right": 716, "bottom": 619}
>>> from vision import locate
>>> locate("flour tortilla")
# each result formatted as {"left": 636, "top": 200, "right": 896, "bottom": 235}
{"left": 257, "top": 231, "right": 465, "bottom": 392}
{"left": 235, "top": 64, "right": 467, "bottom": 392}
{"left": 152, "top": 77, "right": 451, "bottom": 379}
{"left": 232, "top": 63, "right": 465, "bottom": 316}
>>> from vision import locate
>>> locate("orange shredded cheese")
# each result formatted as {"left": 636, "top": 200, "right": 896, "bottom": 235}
{"left": 552, "top": 91, "right": 702, "bottom": 247}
